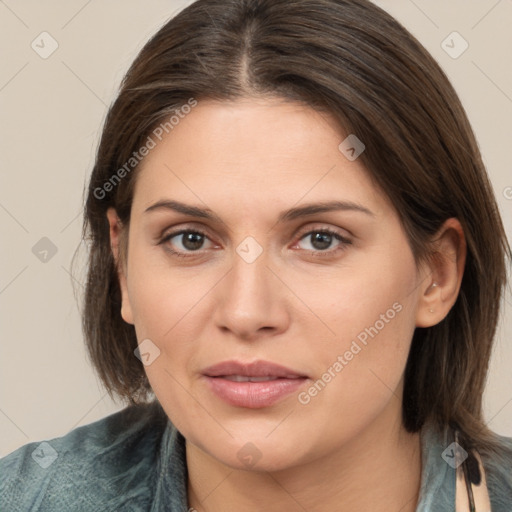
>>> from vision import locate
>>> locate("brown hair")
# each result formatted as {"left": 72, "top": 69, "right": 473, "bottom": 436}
{"left": 81, "top": 0, "right": 510, "bottom": 452}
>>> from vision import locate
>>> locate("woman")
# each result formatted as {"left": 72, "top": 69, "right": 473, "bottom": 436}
{"left": 1, "top": 0, "right": 511, "bottom": 510}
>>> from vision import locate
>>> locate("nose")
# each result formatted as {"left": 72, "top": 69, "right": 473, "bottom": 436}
{"left": 212, "top": 247, "right": 290, "bottom": 341}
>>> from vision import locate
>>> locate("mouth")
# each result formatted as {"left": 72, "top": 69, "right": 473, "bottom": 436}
{"left": 201, "top": 360, "right": 309, "bottom": 408}
{"left": 221, "top": 375, "right": 298, "bottom": 382}
{"left": 202, "top": 360, "right": 308, "bottom": 379}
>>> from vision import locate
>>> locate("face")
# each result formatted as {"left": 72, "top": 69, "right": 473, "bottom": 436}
{"left": 109, "top": 98, "right": 432, "bottom": 471}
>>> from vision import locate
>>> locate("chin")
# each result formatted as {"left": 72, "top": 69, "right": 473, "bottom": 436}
{"left": 195, "top": 431, "right": 312, "bottom": 473}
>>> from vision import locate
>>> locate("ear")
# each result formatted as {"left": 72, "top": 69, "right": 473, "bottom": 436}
{"left": 106, "top": 207, "right": 134, "bottom": 325}
{"left": 415, "top": 218, "right": 466, "bottom": 328}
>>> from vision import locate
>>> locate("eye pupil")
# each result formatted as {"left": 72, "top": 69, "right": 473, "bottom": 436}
{"left": 182, "top": 232, "right": 204, "bottom": 250}
{"left": 311, "top": 232, "right": 332, "bottom": 250}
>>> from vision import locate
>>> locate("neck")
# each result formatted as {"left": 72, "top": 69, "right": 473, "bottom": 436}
{"left": 186, "top": 408, "right": 422, "bottom": 512}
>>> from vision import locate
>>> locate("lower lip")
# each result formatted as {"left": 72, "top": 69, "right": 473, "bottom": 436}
{"left": 203, "top": 376, "right": 308, "bottom": 408}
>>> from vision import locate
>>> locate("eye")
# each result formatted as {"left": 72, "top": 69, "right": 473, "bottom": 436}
{"left": 158, "top": 226, "right": 352, "bottom": 259}
{"left": 159, "top": 229, "right": 215, "bottom": 257}
{"left": 293, "top": 228, "right": 352, "bottom": 257}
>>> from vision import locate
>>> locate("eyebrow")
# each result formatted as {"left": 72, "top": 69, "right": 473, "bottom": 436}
{"left": 144, "top": 199, "right": 375, "bottom": 223}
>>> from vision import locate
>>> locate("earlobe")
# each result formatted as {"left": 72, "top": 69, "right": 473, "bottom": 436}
{"left": 106, "top": 208, "right": 134, "bottom": 325}
{"left": 415, "top": 218, "right": 467, "bottom": 328}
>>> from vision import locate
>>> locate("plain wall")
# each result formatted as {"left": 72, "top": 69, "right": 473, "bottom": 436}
{"left": 0, "top": 0, "right": 511, "bottom": 456}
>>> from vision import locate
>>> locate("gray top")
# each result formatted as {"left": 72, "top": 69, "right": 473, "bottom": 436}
{"left": 1, "top": 400, "right": 511, "bottom": 511}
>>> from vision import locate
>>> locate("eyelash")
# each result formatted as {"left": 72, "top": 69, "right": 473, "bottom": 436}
{"left": 158, "top": 227, "right": 352, "bottom": 259}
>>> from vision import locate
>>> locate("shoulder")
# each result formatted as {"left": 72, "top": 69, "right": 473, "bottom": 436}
{"left": 480, "top": 432, "right": 512, "bottom": 511}
{"left": 0, "top": 400, "right": 168, "bottom": 512}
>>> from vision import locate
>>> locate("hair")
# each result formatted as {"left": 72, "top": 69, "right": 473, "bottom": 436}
{"left": 81, "top": 0, "right": 510, "bottom": 453}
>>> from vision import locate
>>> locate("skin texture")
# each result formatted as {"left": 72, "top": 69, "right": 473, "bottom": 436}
{"left": 107, "top": 98, "right": 466, "bottom": 512}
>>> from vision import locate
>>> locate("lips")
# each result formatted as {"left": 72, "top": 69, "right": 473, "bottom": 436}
{"left": 201, "top": 360, "right": 309, "bottom": 408}
{"left": 222, "top": 375, "right": 284, "bottom": 382}
{"left": 202, "top": 360, "right": 307, "bottom": 379}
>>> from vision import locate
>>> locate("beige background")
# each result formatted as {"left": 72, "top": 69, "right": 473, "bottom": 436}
{"left": 0, "top": 0, "right": 511, "bottom": 456}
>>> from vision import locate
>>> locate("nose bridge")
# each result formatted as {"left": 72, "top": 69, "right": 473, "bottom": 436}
{"left": 213, "top": 237, "right": 288, "bottom": 338}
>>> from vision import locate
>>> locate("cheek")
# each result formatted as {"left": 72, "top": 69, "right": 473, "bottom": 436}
{"left": 292, "top": 288, "right": 417, "bottom": 449}
{"left": 124, "top": 250, "right": 196, "bottom": 392}
{"left": 125, "top": 259, "right": 205, "bottom": 427}
{"left": 126, "top": 241, "right": 198, "bottom": 338}
{"left": 302, "top": 247, "right": 418, "bottom": 392}
{"left": 124, "top": 245, "right": 223, "bottom": 385}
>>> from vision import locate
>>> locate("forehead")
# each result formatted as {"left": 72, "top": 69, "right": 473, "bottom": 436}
{"left": 131, "top": 98, "right": 390, "bottom": 221}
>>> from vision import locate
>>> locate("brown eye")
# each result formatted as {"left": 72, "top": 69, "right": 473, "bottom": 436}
{"left": 159, "top": 229, "right": 213, "bottom": 257}
{"left": 294, "top": 228, "right": 352, "bottom": 257}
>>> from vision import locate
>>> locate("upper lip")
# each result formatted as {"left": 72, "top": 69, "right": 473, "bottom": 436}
{"left": 202, "top": 360, "right": 308, "bottom": 379}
